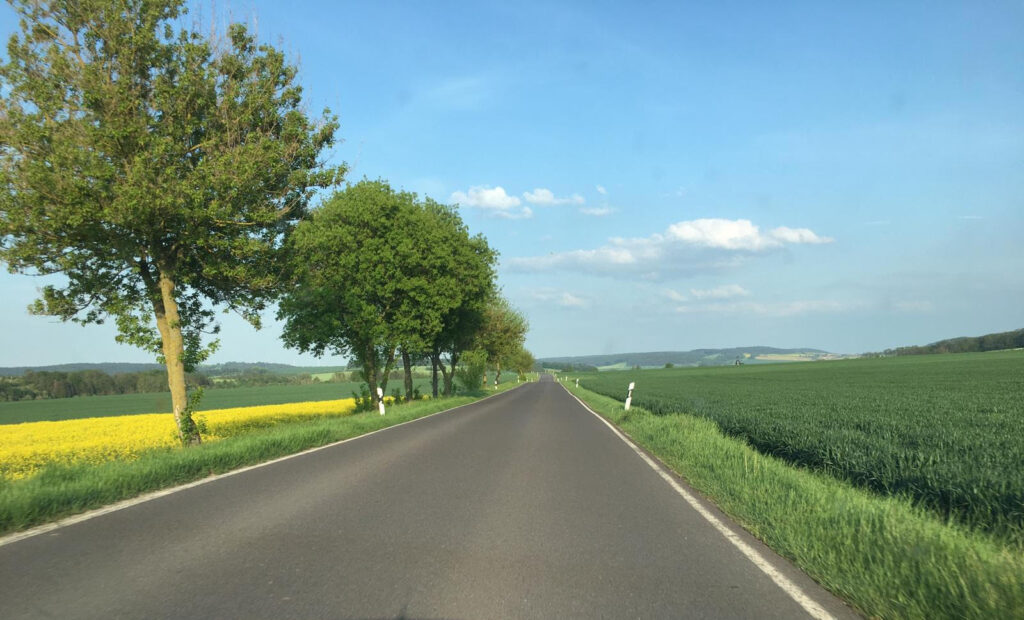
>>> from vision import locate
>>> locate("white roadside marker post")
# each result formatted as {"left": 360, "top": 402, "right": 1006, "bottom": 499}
{"left": 625, "top": 382, "right": 635, "bottom": 411}
{"left": 575, "top": 378, "right": 579, "bottom": 388}
{"left": 377, "top": 387, "right": 385, "bottom": 415}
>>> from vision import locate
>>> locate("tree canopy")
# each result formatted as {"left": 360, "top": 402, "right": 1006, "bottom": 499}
{"left": 0, "top": 0, "right": 343, "bottom": 442}
{"left": 278, "top": 180, "right": 500, "bottom": 405}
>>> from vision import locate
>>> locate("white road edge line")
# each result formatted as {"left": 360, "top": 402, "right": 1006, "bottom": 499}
{"left": 561, "top": 385, "right": 836, "bottom": 620}
{"left": 0, "top": 384, "right": 526, "bottom": 549}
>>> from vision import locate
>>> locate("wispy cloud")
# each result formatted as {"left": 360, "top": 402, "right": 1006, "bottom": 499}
{"left": 507, "top": 218, "right": 833, "bottom": 278}
{"left": 596, "top": 185, "right": 607, "bottom": 195}
{"left": 450, "top": 186, "right": 533, "bottom": 219}
{"left": 690, "top": 284, "right": 751, "bottom": 300}
{"left": 580, "top": 206, "right": 614, "bottom": 217}
{"left": 664, "top": 288, "right": 688, "bottom": 302}
{"left": 523, "top": 188, "right": 585, "bottom": 206}
{"left": 530, "top": 288, "right": 591, "bottom": 309}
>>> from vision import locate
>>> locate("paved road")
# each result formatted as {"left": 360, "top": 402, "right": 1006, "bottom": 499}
{"left": 0, "top": 376, "right": 857, "bottom": 619}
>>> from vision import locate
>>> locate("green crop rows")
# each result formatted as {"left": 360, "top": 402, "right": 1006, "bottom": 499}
{"left": 577, "top": 350, "right": 1024, "bottom": 544}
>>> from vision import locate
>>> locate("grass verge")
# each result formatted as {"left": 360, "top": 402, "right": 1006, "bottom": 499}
{"left": 0, "top": 383, "right": 522, "bottom": 537}
{"left": 566, "top": 383, "right": 1024, "bottom": 619}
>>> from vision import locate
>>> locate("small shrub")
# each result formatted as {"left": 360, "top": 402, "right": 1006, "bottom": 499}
{"left": 351, "top": 385, "right": 375, "bottom": 412}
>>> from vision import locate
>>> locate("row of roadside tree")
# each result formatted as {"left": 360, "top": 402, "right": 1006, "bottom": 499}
{"left": 0, "top": 1, "right": 528, "bottom": 444}
{"left": 278, "top": 179, "right": 531, "bottom": 407}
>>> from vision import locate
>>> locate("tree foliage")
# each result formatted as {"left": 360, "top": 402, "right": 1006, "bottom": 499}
{"left": 278, "top": 180, "right": 500, "bottom": 404}
{"left": 279, "top": 180, "right": 421, "bottom": 403}
{"left": 475, "top": 295, "right": 529, "bottom": 385}
{"left": 0, "top": 0, "right": 343, "bottom": 442}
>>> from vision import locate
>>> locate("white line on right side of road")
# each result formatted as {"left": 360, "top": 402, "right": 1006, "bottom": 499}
{"left": 562, "top": 386, "right": 836, "bottom": 620}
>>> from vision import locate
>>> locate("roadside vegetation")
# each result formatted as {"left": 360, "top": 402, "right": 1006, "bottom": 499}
{"left": 0, "top": 380, "right": 526, "bottom": 537}
{"left": 0, "top": 379, "right": 438, "bottom": 425}
{"left": 575, "top": 351, "right": 1024, "bottom": 546}
{"left": 565, "top": 380, "right": 1024, "bottom": 619}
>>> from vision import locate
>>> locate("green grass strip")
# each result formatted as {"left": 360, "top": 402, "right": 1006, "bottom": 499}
{"left": 566, "top": 383, "right": 1024, "bottom": 619}
{"left": 0, "top": 385, "right": 520, "bottom": 536}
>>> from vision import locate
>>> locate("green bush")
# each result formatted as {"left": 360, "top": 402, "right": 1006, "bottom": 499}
{"left": 455, "top": 349, "right": 487, "bottom": 393}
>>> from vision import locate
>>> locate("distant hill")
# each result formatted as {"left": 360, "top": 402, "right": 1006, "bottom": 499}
{"left": 0, "top": 361, "right": 349, "bottom": 378}
{"left": 885, "top": 328, "right": 1024, "bottom": 356}
{"left": 0, "top": 362, "right": 164, "bottom": 377}
{"left": 539, "top": 347, "right": 836, "bottom": 370}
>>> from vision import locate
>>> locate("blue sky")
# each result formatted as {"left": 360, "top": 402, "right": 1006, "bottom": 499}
{"left": 1, "top": 1, "right": 1022, "bottom": 365}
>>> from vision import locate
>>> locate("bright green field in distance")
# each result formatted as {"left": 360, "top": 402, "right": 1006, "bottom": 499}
{"left": 0, "top": 379, "right": 437, "bottom": 425}
{"left": 576, "top": 350, "right": 1024, "bottom": 545}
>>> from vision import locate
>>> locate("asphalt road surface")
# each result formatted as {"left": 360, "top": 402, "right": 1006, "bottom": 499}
{"left": 0, "top": 376, "right": 857, "bottom": 619}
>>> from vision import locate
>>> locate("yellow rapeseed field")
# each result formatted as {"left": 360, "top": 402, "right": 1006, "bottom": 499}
{"left": 0, "top": 398, "right": 356, "bottom": 481}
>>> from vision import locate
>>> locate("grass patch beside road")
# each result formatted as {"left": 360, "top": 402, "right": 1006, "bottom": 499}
{"left": 565, "top": 383, "right": 1024, "bottom": 620}
{"left": 0, "top": 383, "right": 522, "bottom": 537}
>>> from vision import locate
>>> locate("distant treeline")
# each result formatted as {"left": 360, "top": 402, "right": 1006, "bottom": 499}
{"left": 0, "top": 366, "right": 439, "bottom": 402}
{"left": 881, "top": 328, "right": 1024, "bottom": 357}
{"left": 542, "top": 362, "right": 598, "bottom": 373}
{"left": 0, "top": 369, "right": 210, "bottom": 402}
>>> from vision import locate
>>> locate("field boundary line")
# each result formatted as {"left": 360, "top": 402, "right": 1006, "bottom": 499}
{"left": 561, "top": 385, "right": 836, "bottom": 620}
{"left": 0, "top": 383, "right": 527, "bottom": 548}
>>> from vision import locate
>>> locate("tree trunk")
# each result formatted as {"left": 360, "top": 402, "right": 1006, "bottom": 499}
{"left": 153, "top": 272, "right": 200, "bottom": 445}
{"left": 361, "top": 341, "right": 380, "bottom": 406}
{"left": 430, "top": 350, "right": 440, "bottom": 398}
{"left": 378, "top": 346, "right": 397, "bottom": 400}
{"left": 494, "top": 360, "right": 501, "bottom": 388}
{"left": 440, "top": 350, "right": 457, "bottom": 396}
{"left": 401, "top": 349, "right": 413, "bottom": 402}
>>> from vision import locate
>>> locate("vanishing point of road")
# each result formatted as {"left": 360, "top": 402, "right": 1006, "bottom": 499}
{"left": 0, "top": 376, "right": 857, "bottom": 619}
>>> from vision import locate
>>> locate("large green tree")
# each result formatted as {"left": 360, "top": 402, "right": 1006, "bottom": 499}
{"left": 279, "top": 182, "right": 497, "bottom": 405}
{"left": 279, "top": 180, "right": 417, "bottom": 406}
{"left": 421, "top": 199, "right": 496, "bottom": 397}
{"left": 0, "top": 0, "right": 343, "bottom": 443}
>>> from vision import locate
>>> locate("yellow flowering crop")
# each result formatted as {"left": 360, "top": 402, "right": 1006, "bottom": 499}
{"left": 0, "top": 398, "right": 356, "bottom": 481}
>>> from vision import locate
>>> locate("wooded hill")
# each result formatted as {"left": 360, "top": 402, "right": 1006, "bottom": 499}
{"left": 884, "top": 328, "right": 1024, "bottom": 356}
{"left": 539, "top": 347, "right": 831, "bottom": 370}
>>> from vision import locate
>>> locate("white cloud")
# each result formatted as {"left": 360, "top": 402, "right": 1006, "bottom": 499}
{"left": 768, "top": 226, "right": 833, "bottom": 245}
{"left": 664, "top": 288, "right": 688, "bottom": 302}
{"left": 690, "top": 284, "right": 751, "bottom": 300}
{"left": 523, "top": 188, "right": 585, "bottom": 206}
{"left": 558, "top": 292, "right": 589, "bottom": 308}
{"left": 665, "top": 219, "right": 833, "bottom": 250}
{"left": 596, "top": 185, "right": 607, "bottom": 195}
{"left": 496, "top": 206, "right": 533, "bottom": 220}
{"left": 450, "top": 185, "right": 520, "bottom": 209}
{"left": 450, "top": 186, "right": 532, "bottom": 219}
{"left": 530, "top": 288, "right": 591, "bottom": 309}
{"left": 579, "top": 207, "right": 614, "bottom": 217}
{"left": 507, "top": 217, "right": 833, "bottom": 278}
